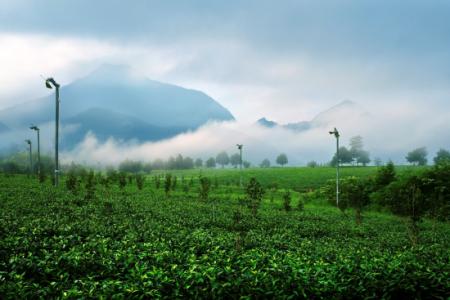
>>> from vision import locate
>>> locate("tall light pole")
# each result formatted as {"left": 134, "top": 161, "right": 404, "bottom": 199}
{"left": 25, "top": 139, "right": 32, "bottom": 177}
{"left": 45, "top": 78, "right": 60, "bottom": 187}
{"left": 30, "top": 125, "right": 40, "bottom": 177}
{"left": 329, "top": 128, "right": 340, "bottom": 208}
{"left": 237, "top": 144, "right": 243, "bottom": 187}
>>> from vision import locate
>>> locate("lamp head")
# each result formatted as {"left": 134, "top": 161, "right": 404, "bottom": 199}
{"left": 25, "top": 139, "right": 31, "bottom": 145}
{"left": 329, "top": 127, "right": 340, "bottom": 138}
{"left": 30, "top": 125, "right": 39, "bottom": 131}
{"left": 236, "top": 144, "right": 243, "bottom": 150}
{"left": 45, "top": 77, "right": 59, "bottom": 89}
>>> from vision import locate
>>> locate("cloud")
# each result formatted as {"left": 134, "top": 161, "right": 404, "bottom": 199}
{"left": 59, "top": 103, "right": 450, "bottom": 167}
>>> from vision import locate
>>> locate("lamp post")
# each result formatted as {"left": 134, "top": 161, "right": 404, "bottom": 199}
{"left": 329, "top": 128, "right": 340, "bottom": 208}
{"left": 45, "top": 78, "right": 60, "bottom": 187}
{"left": 25, "top": 139, "right": 32, "bottom": 177}
{"left": 237, "top": 144, "right": 243, "bottom": 187}
{"left": 30, "top": 125, "right": 40, "bottom": 177}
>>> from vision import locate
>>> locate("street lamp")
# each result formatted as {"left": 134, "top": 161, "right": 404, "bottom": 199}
{"left": 25, "top": 139, "right": 32, "bottom": 177}
{"left": 30, "top": 125, "right": 40, "bottom": 177}
{"left": 45, "top": 77, "right": 60, "bottom": 187}
{"left": 329, "top": 128, "right": 340, "bottom": 208}
{"left": 237, "top": 144, "right": 243, "bottom": 187}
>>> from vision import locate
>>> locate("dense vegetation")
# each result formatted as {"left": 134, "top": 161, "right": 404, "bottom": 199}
{"left": 0, "top": 165, "right": 449, "bottom": 298}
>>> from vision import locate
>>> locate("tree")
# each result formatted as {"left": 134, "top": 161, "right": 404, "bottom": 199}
{"left": 330, "top": 147, "right": 353, "bottom": 166}
{"left": 349, "top": 135, "right": 370, "bottom": 166}
{"left": 216, "top": 151, "right": 230, "bottom": 168}
{"left": 276, "top": 153, "right": 288, "bottom": 166}
{"left": 260, "top": 158, "right": 270, "bottom": 168}
{"left": 307, "top": 161, "right": 317, "bottom": 168}
{"left": 206, "top": 157, "right": 216, "bottom": 168}
{"left": 434, "top": 148, "right": 450, "bottom": 165}
{"left": 406, "top": 147, "right": 428, "bottom": 166}
{"left": 195, "top": 158, "right": 203, "bottom": 168}
{"left": 356, "top": 150, "right": 371, "bottom": 166}
{"left": 349, "top": 135, "right": 363, "bottom": 162}
{"left": 243, "top": 161, "right": 251, "bottom": 168}
{"left": 230, "top": 153, "right": 241, "bottom": 168}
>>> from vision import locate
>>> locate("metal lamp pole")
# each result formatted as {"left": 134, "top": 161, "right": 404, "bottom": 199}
{"left": 45, "top": 78, "right": 60, "bottom": 187}
{"left": 329, "top": 128, "right": 340, "bottom": 208}
{"left": 30, "top": 125, "right": 40, "bottom": 177}
{"left": 25, "top": 139, "right": 32, "bottom": 176}
{"left": 237, "top": 144, "right": 243, "bottom": 187}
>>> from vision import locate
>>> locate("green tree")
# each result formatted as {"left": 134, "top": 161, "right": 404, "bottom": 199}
{"left": 406, "top": 147, "right": 428, "bottom": 166}
{"left": 230, "top": 153, "right": 241, "bottom": 168}
{"left": 356, "top": 150, "right": 371, "bottom": 166}
{"left": 195, "top": 158, "right": 203, "bottom": 168}
{"left": 307, "top": 160, "right": 317, "bottom": 168}
{"left": 349, "top": 135, "right": 363, "bottom": 162}
{"left": 330, "top": 147, "right": 353, "bottom": 166}
{"left": 205, "top": 157, "right": 216, "bottom": 168}
{"left": 216, "top": 151, "right": 230, "bottom": 168}
{"left": 260, "top": 158, "right": 271, "bottom": 168}
{"left": 276, "top": 153, "right": 288, "bottom": 166}
{"left": 243, "top": 161, "right": 251, "bottom": 168}
{"left": 433, "top": 148, "right": 450, "bottom": 165}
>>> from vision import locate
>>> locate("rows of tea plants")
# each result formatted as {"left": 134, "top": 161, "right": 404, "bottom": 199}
{"left": 0, "top": 173, "right": 449, "bottom": 298}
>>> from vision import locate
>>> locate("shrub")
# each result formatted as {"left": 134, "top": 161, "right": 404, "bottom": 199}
{"left": 340, "top": 177, "right": 372, "bottom": 224}
{"left": 199, "top": 177, "right": 211, "bottom": 201}
{"left": 245, "top": 178, "right": 264, "bottom": 216}
{"left": 118, "top": 172, "right": 127, "bottom": 189}
{"left": 135, "top": 174, "right": 145, "bottom": 190}
{"left": 283, "top": 190, "right": 292, "bottom": 212}
{"left": 164, "top": 174, "right": 172, "bottom": 197}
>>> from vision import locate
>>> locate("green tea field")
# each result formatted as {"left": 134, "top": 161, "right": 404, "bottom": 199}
{"left": 0, "top": 166, "right": 449, "bottom": 299}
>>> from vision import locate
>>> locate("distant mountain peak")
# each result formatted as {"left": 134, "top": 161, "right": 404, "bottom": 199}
{"left": 257, "top": 117, "right": 278, "bottom": 128}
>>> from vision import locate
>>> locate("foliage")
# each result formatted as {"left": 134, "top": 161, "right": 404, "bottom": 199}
{"left": 216, "top": 151, "right": 230, "bottom": 168}
{"left": 205, "top": 157, "right": 216, "bottom": 168}
{"left": 260, "top": 158, "right": 271, "bottom": 168}
{"left": 164, "top": 173, "right": 172, "bottom": 197}
{"left": 374, "top": 161, "right": 396, "bottom": 189}
{"left": 243, "top": 161, "right": 251, "bottom": 169}
{"left": 230, "top": 153, "right": 241, "bottom": 168}
{"left": 406, "top": 147, "right": 428, "bottom": 166}
{"left": 433, "top": 148, "right": 450, "bottom": 165}
{"left": 283, "top": 190, "right": 292, "bottom": 212}
{"left": 307, "top": 160, "right": 318, "bottom": 168}
{"left": 135, "top": 173, "right": 145, "bottom": 190}
{"left": 339, "top": 177, "right": 372, "bottom": 224}
{"left": 194, "top": 158, "right": 203, "bottom": 168}
{"left": 0, "top": 174, "right": 448, "bottom": 298}
{"left": 198, "top": 176, "right": 211, "bottom": 201}
{"left": 245, "top": 177, "right": 265, "bottom": 216}
{"left": 276, "top": 153, "right": 288, "bottom": 166}
{"left": 330, "top": 147, "right": 353, "bottom": 166}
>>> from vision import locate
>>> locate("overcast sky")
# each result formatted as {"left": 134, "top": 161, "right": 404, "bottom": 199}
{"left": 1, "top": 0, "right": 450, "bottom": 123}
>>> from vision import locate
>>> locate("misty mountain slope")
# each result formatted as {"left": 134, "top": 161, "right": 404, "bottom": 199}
{"left": 258, "top": 100, "right": 368, "bottom": 132}
{"left": 61, "top": 107, "right": 185, "bottom": 148}
{"left": 0, "top": 122, "right": 9, "bottom": 133}
{"left": 0, "top": 64, "right": 234, "bottom": 142}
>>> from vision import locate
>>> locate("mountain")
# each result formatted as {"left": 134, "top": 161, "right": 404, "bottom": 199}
{"left": 62, "top": 107, "right": 185, "bottom": 148}
{"left": 257, "top": 117, "right": 278, "bottom": 128}
{"left": 0, "top": 122, "right": 9, "bottom": 133}
{"left": 257, "top": 100, "right": 367, "bottom": 131}
{"left": 0, "top": 64, "right": 234, "bottom": 146}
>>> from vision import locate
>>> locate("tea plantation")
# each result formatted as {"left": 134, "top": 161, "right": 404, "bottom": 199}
{"left": 0, "top": 167, "right": 449, "bottom": 299}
